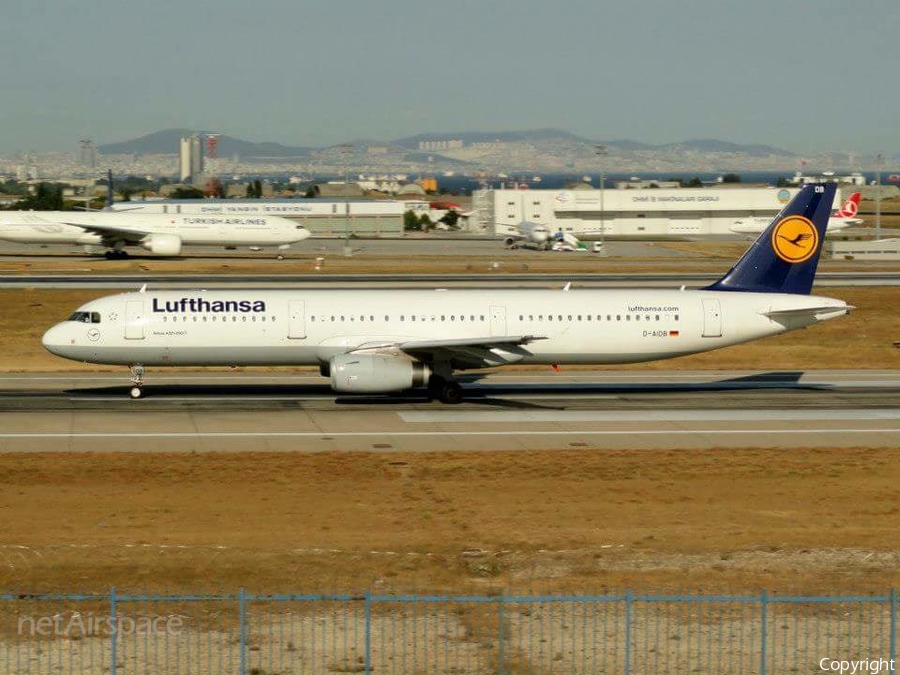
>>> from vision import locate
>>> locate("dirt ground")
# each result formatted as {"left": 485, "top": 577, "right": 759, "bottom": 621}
{"left": 2, "top": 286, "right": 898, "bottom": 371}
{"left": 1, "top": 448, "right": 900, "bottom": 595}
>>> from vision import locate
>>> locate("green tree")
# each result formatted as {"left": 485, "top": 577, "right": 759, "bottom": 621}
{"left": 680, "top": 177, "right": 703, "bottom": 188}
{"left": 722, "top": 173, "right": 742, "bottom": 183}
{"left": 170, "top": 186, "right": 205, "bottom": 199}
{"left": 776, "top": 176, "right": 790, "bottom": 188}
{"left": 403, "top": 210, "right": 421, "bottom": 231}
{"left": 17, "top": 183, "right": 65, "bottom": 210}
{"left": 440, "top": 210, "right": 460, "bottom": 229}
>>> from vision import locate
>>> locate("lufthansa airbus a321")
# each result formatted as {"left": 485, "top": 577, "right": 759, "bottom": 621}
{"left": 43, "top": 184, "right": 851, "bottom": 403}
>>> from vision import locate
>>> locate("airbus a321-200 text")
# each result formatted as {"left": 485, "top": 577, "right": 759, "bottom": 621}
{"left": 43, "top": 184, "right": 850, "bottom": 403}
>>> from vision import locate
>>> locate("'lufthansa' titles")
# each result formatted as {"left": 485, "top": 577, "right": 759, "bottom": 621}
{"left": 152, "top": 298, "right": 266, "bottom": 313}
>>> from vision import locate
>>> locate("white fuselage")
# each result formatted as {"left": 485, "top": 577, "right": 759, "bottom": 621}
{"left": 42, "top": 288, "right": 849, "bottom": 368}
{"left": 730, "top": 214, "right": 852, "bottom": 235}
{"left": 0, "top": 212, "right": 309, "bottom": 247}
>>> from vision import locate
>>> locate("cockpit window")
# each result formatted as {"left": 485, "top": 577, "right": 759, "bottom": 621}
{"left": 68, "top": 312, "right": 101, "bottom": 324}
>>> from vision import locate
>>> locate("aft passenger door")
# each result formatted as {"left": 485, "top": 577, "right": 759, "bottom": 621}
{"left": 288, "top": 301, "right": 306, "bottom": 339}
{"left": 489, "top": 306, "right": 507, "bottom": 336}
{"left": 125, "top": 301, "right": 145, "bottom": 340}
{"left": 701, "top": 298, "right": 722, "bottom": 338}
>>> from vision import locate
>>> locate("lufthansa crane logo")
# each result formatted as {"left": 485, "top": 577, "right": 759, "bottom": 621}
{"left": 771, "top": 215, "right": 818, "bottom": 263}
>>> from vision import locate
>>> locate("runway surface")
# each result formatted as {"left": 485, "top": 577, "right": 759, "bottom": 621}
{"left": 0, "top": 370, "right": 898, "bottom": 452}
{"left": 3, "top": 272, "right": 900, "bottom": 289}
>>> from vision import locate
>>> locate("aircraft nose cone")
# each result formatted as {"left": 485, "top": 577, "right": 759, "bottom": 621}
{"left": 42, "top": 323, "right": 70, "bottom": 357}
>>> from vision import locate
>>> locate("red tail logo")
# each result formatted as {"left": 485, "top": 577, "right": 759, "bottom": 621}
{"left": 838, "top": 192, "right": 860, "bottom": 218}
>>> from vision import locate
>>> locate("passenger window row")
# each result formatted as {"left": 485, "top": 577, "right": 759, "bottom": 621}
{"left": 517, "top": 314, "right": 680, "bottom": 322}
{"left": 161, "top": 315, "right": 276, "bottom": 323}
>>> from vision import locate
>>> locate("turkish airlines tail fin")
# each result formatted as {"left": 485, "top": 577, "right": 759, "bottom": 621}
{"left": 837, "top": 192, "right": 860, "bottom": 219}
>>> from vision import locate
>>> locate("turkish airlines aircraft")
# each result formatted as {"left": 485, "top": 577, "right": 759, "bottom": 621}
{"left": 0, "top": 211, "right": 310, "bottom": 258}
{"left": 730, "top": 191, "right": 861, "bottom": 234}
{"left": 43, "top": 184, "right": 850, "bottom": 403}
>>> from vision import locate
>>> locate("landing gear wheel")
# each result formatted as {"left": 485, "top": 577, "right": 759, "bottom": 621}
{"left": 439, "top": 382, "right": 463, "bottom": 405}
{"left": 130, "top": 387, "right": 143, "bottom": 399}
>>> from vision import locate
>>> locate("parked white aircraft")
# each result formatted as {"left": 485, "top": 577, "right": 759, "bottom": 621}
{"left": 504, "top": 221, "right": 553, "bottom": 249}
{"left": 0, "top": 211, "right": 310, "bottom": 258}
{"left": 730, "top": 191, "right": 861, "bottom": 234}
{"left": 43, "top": 185, "right": 850, "bottom": 403}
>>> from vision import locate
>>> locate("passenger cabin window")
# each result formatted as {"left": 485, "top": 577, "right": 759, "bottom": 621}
{"left": 68, "top": 312, "right": 101, "bottom": 324}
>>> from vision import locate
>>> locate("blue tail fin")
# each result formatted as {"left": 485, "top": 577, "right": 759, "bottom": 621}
{"left": 705, "top": 183, "right": 836, "bottom": 295}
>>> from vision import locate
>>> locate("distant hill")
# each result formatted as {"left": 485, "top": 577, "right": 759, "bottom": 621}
{"left": 98, "top": 129, "right": 312, "bottom": 158}
{"left": 658, "top": 139, "right": 794, "bottom": 157}
{"left": 98, "top": 127, "right": 795, "bottom": 161}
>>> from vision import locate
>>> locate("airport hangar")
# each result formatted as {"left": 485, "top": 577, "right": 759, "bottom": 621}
{"left": 111, "top": 198, "right": 417, "bottom": 236}
{"left": 476, "top": 185, "right": 845, "bottom": 238}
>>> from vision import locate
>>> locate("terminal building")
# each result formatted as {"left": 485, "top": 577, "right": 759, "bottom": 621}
{"left": 111, "top": 199, "right": 410, "bottom": 236}
{"left": 474, "top": 186, "right": 844, "bottom": 238}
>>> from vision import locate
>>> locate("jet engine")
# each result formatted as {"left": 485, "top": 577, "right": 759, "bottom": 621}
{"left": 140, "top": 234, "right": 183, "bottom": 256}
{"left": 329, "top": 354, "right": 431, "bottom": 393}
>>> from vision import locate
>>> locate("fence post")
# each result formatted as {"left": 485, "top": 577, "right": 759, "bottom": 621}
{"left": 891, "top": 588, "right": 897, "bottom": 667}
{"left": 364, "top": 591, "right": 372, "bottom": 674}
{"left": 497, "top": 593, "right": 505, "bottom": 675}
{"left": 238, "top": 587, "right": 247, "bottom": 675}
{"left": 760, "top": 590, "right": 768, "bottom": 675}
{"left": 110, "top": 587, "right": 117, "bottom": 675}
{"left": 624, "top": 589, "right": 632, "bottom": 675}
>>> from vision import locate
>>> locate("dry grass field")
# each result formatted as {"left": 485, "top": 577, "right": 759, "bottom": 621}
{"left": 1, "top": 286, "right": 897, "bottom": 372}
{"left": 2, "top": 448, "right": 900, "bottom": 595}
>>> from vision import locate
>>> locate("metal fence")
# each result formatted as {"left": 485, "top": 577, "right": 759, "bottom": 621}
{"left": 1, "top": 589, "right": 898, "bottom": 674}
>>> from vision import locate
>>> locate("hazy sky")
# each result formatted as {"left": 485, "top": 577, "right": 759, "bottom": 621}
{"left": 1, "top": 0, "right": 897, "bottom": 155}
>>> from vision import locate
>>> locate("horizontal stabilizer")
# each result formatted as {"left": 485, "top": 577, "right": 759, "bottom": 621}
{"left": 761, "top": 305, "right": 853, "bottom": 325}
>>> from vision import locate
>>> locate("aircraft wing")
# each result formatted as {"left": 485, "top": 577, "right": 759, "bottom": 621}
{"left": 350, "top": 335, "right": 547, "bottom": 369}
{"left": 58, "top": 220, "right": 152, "bottom": 243}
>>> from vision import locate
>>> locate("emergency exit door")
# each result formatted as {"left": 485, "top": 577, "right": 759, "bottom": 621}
{"left": 288, "top": 301, "right": 306, "bottom": 339}
{"left": 489, "top": 306, "right": 507, "bottom": 336}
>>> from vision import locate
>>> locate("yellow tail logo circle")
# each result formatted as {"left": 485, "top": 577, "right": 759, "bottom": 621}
{"left": 771, "top": 216, "right": 818, "bottom": 263}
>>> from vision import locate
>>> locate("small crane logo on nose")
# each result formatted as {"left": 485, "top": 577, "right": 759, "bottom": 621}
{"left": 88, "top": 328, "right": 100, "bottom": 341}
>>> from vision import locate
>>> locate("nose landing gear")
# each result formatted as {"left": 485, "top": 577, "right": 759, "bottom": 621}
{"left": 129, "top": 364, "right": 145, "bottom": 399}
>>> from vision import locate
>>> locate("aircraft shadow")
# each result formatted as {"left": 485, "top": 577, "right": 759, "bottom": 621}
{"left": 49, "top": 371, "right": 826, "bottom": 410}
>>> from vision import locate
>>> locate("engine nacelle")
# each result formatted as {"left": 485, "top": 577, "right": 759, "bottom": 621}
{"left": 329, "top": 354, "right": 431, "bottom": 393}
{"left": 140, "top": 234, "right": 182, "bottom": 256}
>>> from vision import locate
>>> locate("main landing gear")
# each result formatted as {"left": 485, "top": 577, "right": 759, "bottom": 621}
{"left": 129, "top": 364, "right": 145, "bottom": 399}
{"left": 104, "top": 250, "right": 130, "bottom": 260}
{"left": 427, "top": 375, "right": 463, "bottom": 404}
